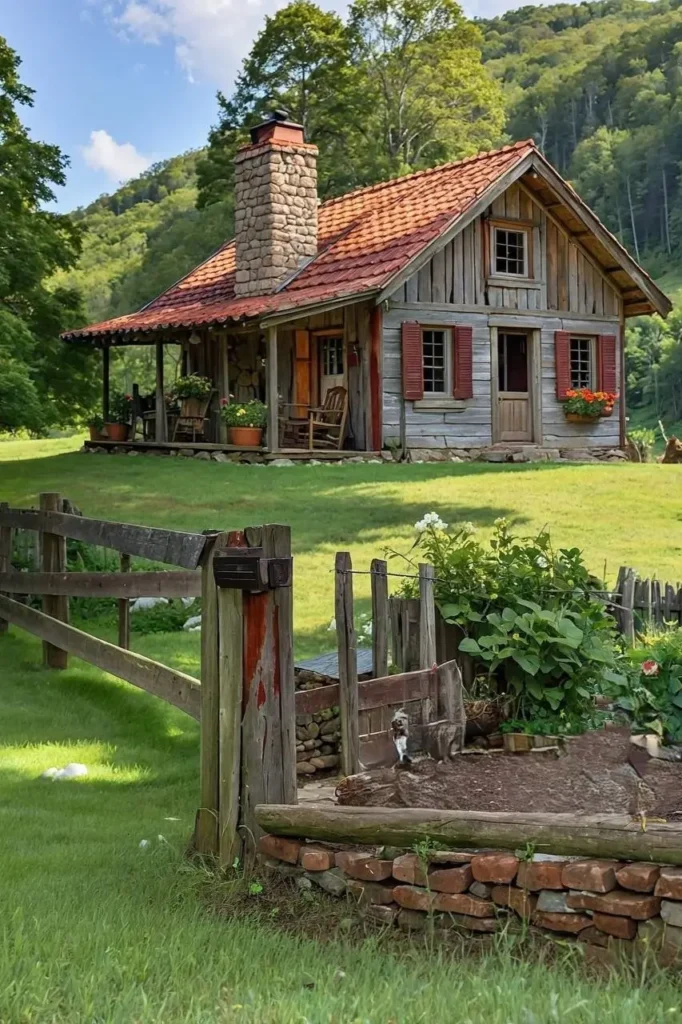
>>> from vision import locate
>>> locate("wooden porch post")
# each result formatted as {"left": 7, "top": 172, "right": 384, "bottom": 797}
{"left": 102, "top": 345, "right": 110, "bottom": 423}
{"left": 369, "top": 306, "right": 383, "bottom": 452}
{"left": 266, "top": 326, "right": 279, "bottom": 452}
{"left": 155, "top": 341, "right": 167, "bottom": 443}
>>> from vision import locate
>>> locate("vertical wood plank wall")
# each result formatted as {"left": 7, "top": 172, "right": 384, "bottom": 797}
{"left": 384, "top": 181, "right": 623, "bottom": 450}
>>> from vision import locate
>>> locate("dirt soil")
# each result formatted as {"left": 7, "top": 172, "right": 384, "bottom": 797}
{"left": 335, "top": 728, "right": 682, "bottom": 819}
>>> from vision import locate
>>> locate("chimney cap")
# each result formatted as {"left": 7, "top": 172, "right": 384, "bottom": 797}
{"left": 249, "top": 108, "right": 306, "bottom": 145}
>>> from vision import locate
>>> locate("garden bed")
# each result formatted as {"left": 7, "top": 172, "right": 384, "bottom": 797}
{"left": 336, "top": 728, "right": 682, "bottom": 820}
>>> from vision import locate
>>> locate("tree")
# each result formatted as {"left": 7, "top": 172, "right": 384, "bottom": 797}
{"left": 0, "top": 36, "right": 95, "bottom": 433}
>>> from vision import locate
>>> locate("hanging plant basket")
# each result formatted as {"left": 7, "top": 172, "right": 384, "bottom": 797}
{"left": 565, "top": 412, "right": 600, "bottom": 424}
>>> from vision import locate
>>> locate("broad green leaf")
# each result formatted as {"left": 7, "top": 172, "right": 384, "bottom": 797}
{"left": 459, "top": 638, "right": 482, "bottom": 655}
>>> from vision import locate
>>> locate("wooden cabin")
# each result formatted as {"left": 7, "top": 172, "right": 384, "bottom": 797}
{"left": 64, "top": 111, "right": 671, "bottom": 459}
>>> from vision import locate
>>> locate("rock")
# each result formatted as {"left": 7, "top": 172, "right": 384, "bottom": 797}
{"left": 567, "top": 890, "right": 661, "bottom": 920}
{"left": 427, "top": 864, "right": 473, "bottom": 894}
{"left": 296, "top": 761, "right": 316, "bottom": 774}
{"left": 593, "top": 912, "right": 637, "bottom": 939}
{"left": 516, "top": 860, "right": 568, "bottom": 891}
{"left": 345, "top": 456, "right": 366, "bottom": 463}
{"left": 296, "top": 875, "right": 313, "bottom": 890}
{"left": 491, "top": 885, "right": 537, "bottom": 920}
{"left": 40, "top": 767, "right": 60, "bottom": 780}
{"left": 366, "top": 905, "right": 398, "bottom": 926}
{"left": 307, "top": 722, "right": 320, "bottom": 739}
{"left": 127, "top": 450, "right": 139, "bottom": 456}
{"left": 480, "top": 450, "right": 508, "bottom": 463}
{"left": 661, "top": 900, "right": 682, "bottom": 928}
{"left": 392, "top": 854, "right": 428, "bottom": 887}
{"left": 310, "top": 754, "right": 339, "bottom": 769}
{"left": 562, "top": 860, "right": 622, "bottom": 893}
{"left": 408, "top": 448, "right": 448, "bottom": 463}
{"left": 536, "top": 890, "right": 577, "bottom": 914}
{"left": 307, "top": 868, "right": 347, "bottom": 896}
{"left": 469, "top": 881, "right": 494, "bottom": 900}
{"left": 427, "top": 850, "right": 476, "bottom": 865}
{"left": 131, "top": 596, "right": 169, "bottom": 612}
{"left": 320, "top": 717, "right": 340, "bottom": 736}
{"left": 53, "top": 762, "right": 88, "bottom": 780}
{"left": 397, "top": 908, "right": 431, "bottom": 932}
{"left": 270, "top": 458, "right": 296, "bottom": 467}
{"left": 300, "top": 846, "right": 335, "bottom": 872}
{"left": 258, "top": 834, "right": 301, "bottom": 865}
{"left": 578, "top": 926, "right": 611, "bottom": 947}
{"left": 392, "top": 885, "right": 495, "bottom": 917}
{"left": 655, "top": 866, "right": 682, "bottom": 900}
{"left": 660, "top": 924, "right": 682, "bottom": 965}
{"left": 212, "top": 452, "right": 230, "bottom": 462}
{"left": 183, "top": 615, "right": 202, "bottom": 631}
{"left": 617, "top": 863, "right": 661, "bottom": 893}
{"left": 471, "top": 852, "right": 519, "bottom": 885}
{"left": 178, "top": 448, "right": 195, "bottom": 457}
{"left": 512, "top": 451, "right": 528, "bottom": 462}
{"left": 380, "top": 450, "right": 395, "bottom": 462}
{"left": 335, "top": 852, "right": 393, "bottom": 881}
{"left": 194, "top": 451, "right": 211, "bottom": 460}
{"left": 346, "top": 879, "right": 396, "bottom": 906}
{"left": 533, "top": 911, "right": 593, "bottom": 934}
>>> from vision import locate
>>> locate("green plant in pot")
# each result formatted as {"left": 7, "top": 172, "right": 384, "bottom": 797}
{"left": 88, "top": 413, "right": 105, "bottom": 441}
{"left": 105, "top": 392, "right": 132, "bottom": 442}
{"left": 220, "top": 399, "right": 267, "bottom": 447}
{"left": 170, "top": 375, "right": 213, "bottom": 419}
{"left": 563, "top": 388, "right": 618, "bottom": 423}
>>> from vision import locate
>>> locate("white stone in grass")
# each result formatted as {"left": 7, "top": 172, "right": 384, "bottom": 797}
{"left": 183, "top": 615, "right": 202, "bottom": 631}
{"left": 139, "top": 839, "right": 150, "bottom": 849}
{"left": 181, "top": 597, "right": 195, "bottom": 608}
{"left": 131, "top": 597, "right": 169, "bottom": 612}
{"left": 189, "top": 626, "right": 201, "bottom": 633}
{"left": 53, "top": 762, "right": 88, "bottom": 780}
{"left": 40, "top": 767, "right": 59, "bottom": 780}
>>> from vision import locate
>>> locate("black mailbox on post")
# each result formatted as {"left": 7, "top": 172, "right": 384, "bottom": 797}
{"left": 213, "top": 547, "right": 292, "bottom": 592}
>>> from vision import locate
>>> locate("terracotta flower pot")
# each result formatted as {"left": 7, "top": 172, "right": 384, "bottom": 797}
{"left": 601, "top": 405, "right": 614, "bottom": 417}
{"left": 89, "top": 426, "right": 106, "bottom": 441}
{"left": 105, "top": 423, "right": 129, "bottom": 442}
{"left": 565, "top": 412, "right": 600, "bottom": 424}
{"left": 228, "top": 426, "right": 263, "bottom": 448}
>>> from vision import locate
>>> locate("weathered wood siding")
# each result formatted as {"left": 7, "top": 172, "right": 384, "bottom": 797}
{"left": 395, "top": 183, "right": 621, "bottom": 317}
{"left": 385, "top": 180, "right": 623, "bottom": 450}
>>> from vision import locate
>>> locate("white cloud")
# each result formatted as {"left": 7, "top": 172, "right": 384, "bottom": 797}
{"left": 82, "top": 129, "right": 152, "bottom": 183}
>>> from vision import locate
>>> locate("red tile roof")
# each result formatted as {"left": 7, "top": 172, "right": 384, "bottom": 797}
{"left": 65, "top": 141, "right": 537, "bottom": 340}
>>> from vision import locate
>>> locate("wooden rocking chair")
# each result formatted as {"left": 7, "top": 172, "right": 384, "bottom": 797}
{"left": 308, "top": 386, "right": 348, "bottom": 450}
{"left": 172, "top": 392, "right": 214, "bottom": 443}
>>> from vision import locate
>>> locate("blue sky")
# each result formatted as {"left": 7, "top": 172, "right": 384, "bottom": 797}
{"left": 1, "top": 0, "right": 531, "bottom": 212}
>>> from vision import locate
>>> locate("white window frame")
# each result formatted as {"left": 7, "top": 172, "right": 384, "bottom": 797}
{"left": 421, "top": 327, "right": 452, "bottom": 397}
{"left": 492, "top": 225, "right": 529, "bottom": 278}
{"left": 569, "top": 335, "right": 597, "bottom": 391}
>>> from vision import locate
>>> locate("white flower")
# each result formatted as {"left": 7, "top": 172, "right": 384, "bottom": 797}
{"left": 460, "top": 522, "right": 476, "bottom": 536}
{"left": 536, "top": 556, "right": 548, "bottom": 569}
{"left": 494, "top": 517, "right": 507, "bottom": 528}
{"left": 327, "top": 617, "right": 337, "bottom": 632}
{"left": 414, "top": 511, "right": 448, "bottom": 533}
{"left": 362, "top": 622, "right": 373, "bottom": 637}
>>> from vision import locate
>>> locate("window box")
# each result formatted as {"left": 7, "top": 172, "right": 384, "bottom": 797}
{"left": 565, "top": 412, "right": 600, "bottom": 424}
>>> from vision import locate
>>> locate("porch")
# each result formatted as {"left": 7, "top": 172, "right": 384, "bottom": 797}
{"left": 94, "top": 299, "right": 381, "bottom": 456}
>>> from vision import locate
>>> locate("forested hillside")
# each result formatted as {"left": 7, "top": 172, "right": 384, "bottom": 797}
{"left": 60, "top": 0, "right": 682, "bottom": 430}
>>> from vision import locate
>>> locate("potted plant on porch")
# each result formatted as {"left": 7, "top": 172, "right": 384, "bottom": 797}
{"left": 563, "top": 388, "right": 618, "bottom": 423}
{"left": 87, "top": 414, "right": 106, "bottom": 441}
{"left": 170, "top": 374, "right": 213, "bottom": 418}
{"left": 105, "top": 392, "right": 133, "bottom": 442}
{"left": 221, "top": 399, "right": 267, "bottom": 447}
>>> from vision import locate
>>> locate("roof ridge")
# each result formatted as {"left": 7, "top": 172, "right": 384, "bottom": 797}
{"left": 319, "top": 139, "right": 536, "bottom": 210}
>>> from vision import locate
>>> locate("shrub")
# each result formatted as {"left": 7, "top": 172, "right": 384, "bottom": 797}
{"left": 613, "top": 629, "right": 682, "bottom": 742}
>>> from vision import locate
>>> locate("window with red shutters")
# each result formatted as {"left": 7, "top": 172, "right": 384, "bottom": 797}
{"left": 598, "top": 335, "right": 617, "bottom": 394}
{"left": 453, "top": 325, "right": 473, "bottom": 400}
{"left": 554, "top": 330, "right": 571, "bottom": 399}
{"left": 401, "top": 321, "right": 423, "bottom": 400}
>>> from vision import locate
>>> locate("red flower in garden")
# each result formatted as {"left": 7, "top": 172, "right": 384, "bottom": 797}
{"left": 642, "top": 659, "right": 659, "bottom": 677}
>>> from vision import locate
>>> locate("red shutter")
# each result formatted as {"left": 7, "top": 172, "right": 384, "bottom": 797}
{"left": 453, "top": 325, "right": 473, "bottom": 400}
{"left": 401, "top": 321, "right": 423, "bottom": 400}
{"left": 598, "top": 334, "right": 618, "bottom": 394}
{"left": 554, "top": 330, "right": 571, "bottom": 399}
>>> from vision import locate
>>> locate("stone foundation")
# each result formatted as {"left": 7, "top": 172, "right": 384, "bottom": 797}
{"left": 408, "top": 445, "right": 628, "bottom": 464}
{"left": 259, "top": 835, "right": 682, "bottom": 967}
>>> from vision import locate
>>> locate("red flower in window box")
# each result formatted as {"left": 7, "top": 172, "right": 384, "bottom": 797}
{"left": 564, "top": 388, "right": 618, "bottom": 421}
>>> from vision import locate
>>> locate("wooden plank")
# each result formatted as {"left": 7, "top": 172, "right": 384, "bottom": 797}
{"left": 452, "top": 233, "right": 464, "bottom": 304}
{"left": 0, "top": 570, "right": 202, "bottom": 598}
{"left": 419, "top": 563, "right": 436, "bottom": 724}
{"left": 41, "top": 492, "right": 68, "bottom": 669}
{"left": 444, "top": 240, "right": 453, "bottom": 303}
{"left": 0, "top": 593, "right": 200, "bottom": 717}
{"left": 389, "top": 596, "right": 421, "bottom": 672}
{"left": 294, "top": 662, "right": 452, "bottom": 715}
{"left": 371, "top": 558, "right": 389, "bottom": 679}
{"left": 155, "top": 342, "right": 167, "bottom": 443}
{"left": 266, "top": 325, "right": 279, "bottom": 452}
{"left": 255, "top": 805, "right": 682, "bottom": 865}
{"left": 431, "top": 247, "right": 446, "bottom": 304}
{"left": 438, "top": 659, "right": 464, "bottom": 749}
{"left": 195, "top": 532, "right": 224, "bottom": 858}
{"left": 265, "top": 523, "right": 297, "bottom": 806}
{"left": 417, "top": 263, "right": 432, "bottom": 302}
{"left": 0, "top": 508, "right": 208, "bottom": 568}
{"left": 620, "top": 569, "right": 636, "bottom": 644}
{"left": 0, "top": 502, "right": 11, "bottom": 633}
{"left": 652, "top": 580, "right": 663, "bottom": 630}
{"left": 218, "top": 546, "right": 245, "bottom": 867}
{"left": 102, "top": 345, "right": 110, "bottom": 423}
{"left": 664, "top": 583, "right": 675, "bottom": 625}
{"left": 335, "top": 551, "right": 360, "bottom": 776}
{"left": 406, "top": 272, "right": 418, "bottom": 304}
{"left": 118, "top": 552, "right": 131, "bottom": 650}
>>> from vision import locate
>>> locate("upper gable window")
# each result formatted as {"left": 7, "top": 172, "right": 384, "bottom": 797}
{"left": 493, "top": 227, "right": 528, "bottom": 277}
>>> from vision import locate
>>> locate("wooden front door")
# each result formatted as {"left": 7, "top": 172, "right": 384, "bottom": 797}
{"left": 319, "top": 335, "right": 345, "bottom": 400}
{"left": 496, "top": 331, "right": 533, "bottom": 442}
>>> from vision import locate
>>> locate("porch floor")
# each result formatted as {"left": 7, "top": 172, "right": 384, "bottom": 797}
{"left": 83, "top": 439, "right": 380, "bottom": 461}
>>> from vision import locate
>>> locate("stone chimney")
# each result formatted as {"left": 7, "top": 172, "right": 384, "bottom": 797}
{"left": 234, "top": 109, "right": 318, "bottom": 297}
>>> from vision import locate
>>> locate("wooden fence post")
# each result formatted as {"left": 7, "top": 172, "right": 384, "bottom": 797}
{"left": 40, "top": 493, "right": 68, "bottom": 669}
{"left": 0, "top": 502, "right": 11, "bottom": 634}
{"left": 118, "top": 552, "right": 131, "bottom": 649}
{"left": 621, "top": 569, "right": 636, "bottom": 644}
{"left": 218, "top": 533, "right": 246, "bottom": 868}
{"left": 419, "top": 563, "right": 436, "bottom": 724}
{"left": 196, "top": 531, "right": 225, "bottom": 858}
{"left": 239, "top": 525, "right": 296, "bottom": 857}
{"left": 438, "top": 660, "right": 465, "bottom": 747}
{"left": 335, "top": 551, "right": 360, "bottom": 776}
{"left": 370, "top": 558, "right": 389, "bottom": 679}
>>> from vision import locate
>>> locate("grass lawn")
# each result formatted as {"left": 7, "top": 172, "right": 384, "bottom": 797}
{"left": 2, "top": 441, "right": 682, "bottom": 1022}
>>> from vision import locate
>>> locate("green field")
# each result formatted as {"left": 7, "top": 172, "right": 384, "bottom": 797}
{"left": 2, "top": 440, "right": 682, "bottom": 1022}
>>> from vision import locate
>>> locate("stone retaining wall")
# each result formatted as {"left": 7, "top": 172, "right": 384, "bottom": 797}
{"left": 259, "top": 834, "right": 682, "bottom": 967}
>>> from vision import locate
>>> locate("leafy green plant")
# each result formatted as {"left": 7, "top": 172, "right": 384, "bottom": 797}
{"left": 171, "top": 374, "right": 213, "bottom": 401}
{"left": 108, "top": 391, "right": 133, "bottom": 424}
{"left": 563, "top": 388, "right": 617, "bottom": 418}
{"left": 627, "top": 427, "right": 656, "bottom": 462}
{"left": 88, "top": 413, "right": 104, "bottom": 430}
{"left": 220, "top": 399, "right": 267, "bottom": 429}
{"left": 612, "top": 629, "right": 682, "bottom": 742}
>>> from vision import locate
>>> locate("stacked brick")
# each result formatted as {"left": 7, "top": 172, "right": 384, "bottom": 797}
{"left": 259, "top": 835, "right": 682, "bottom": 966}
